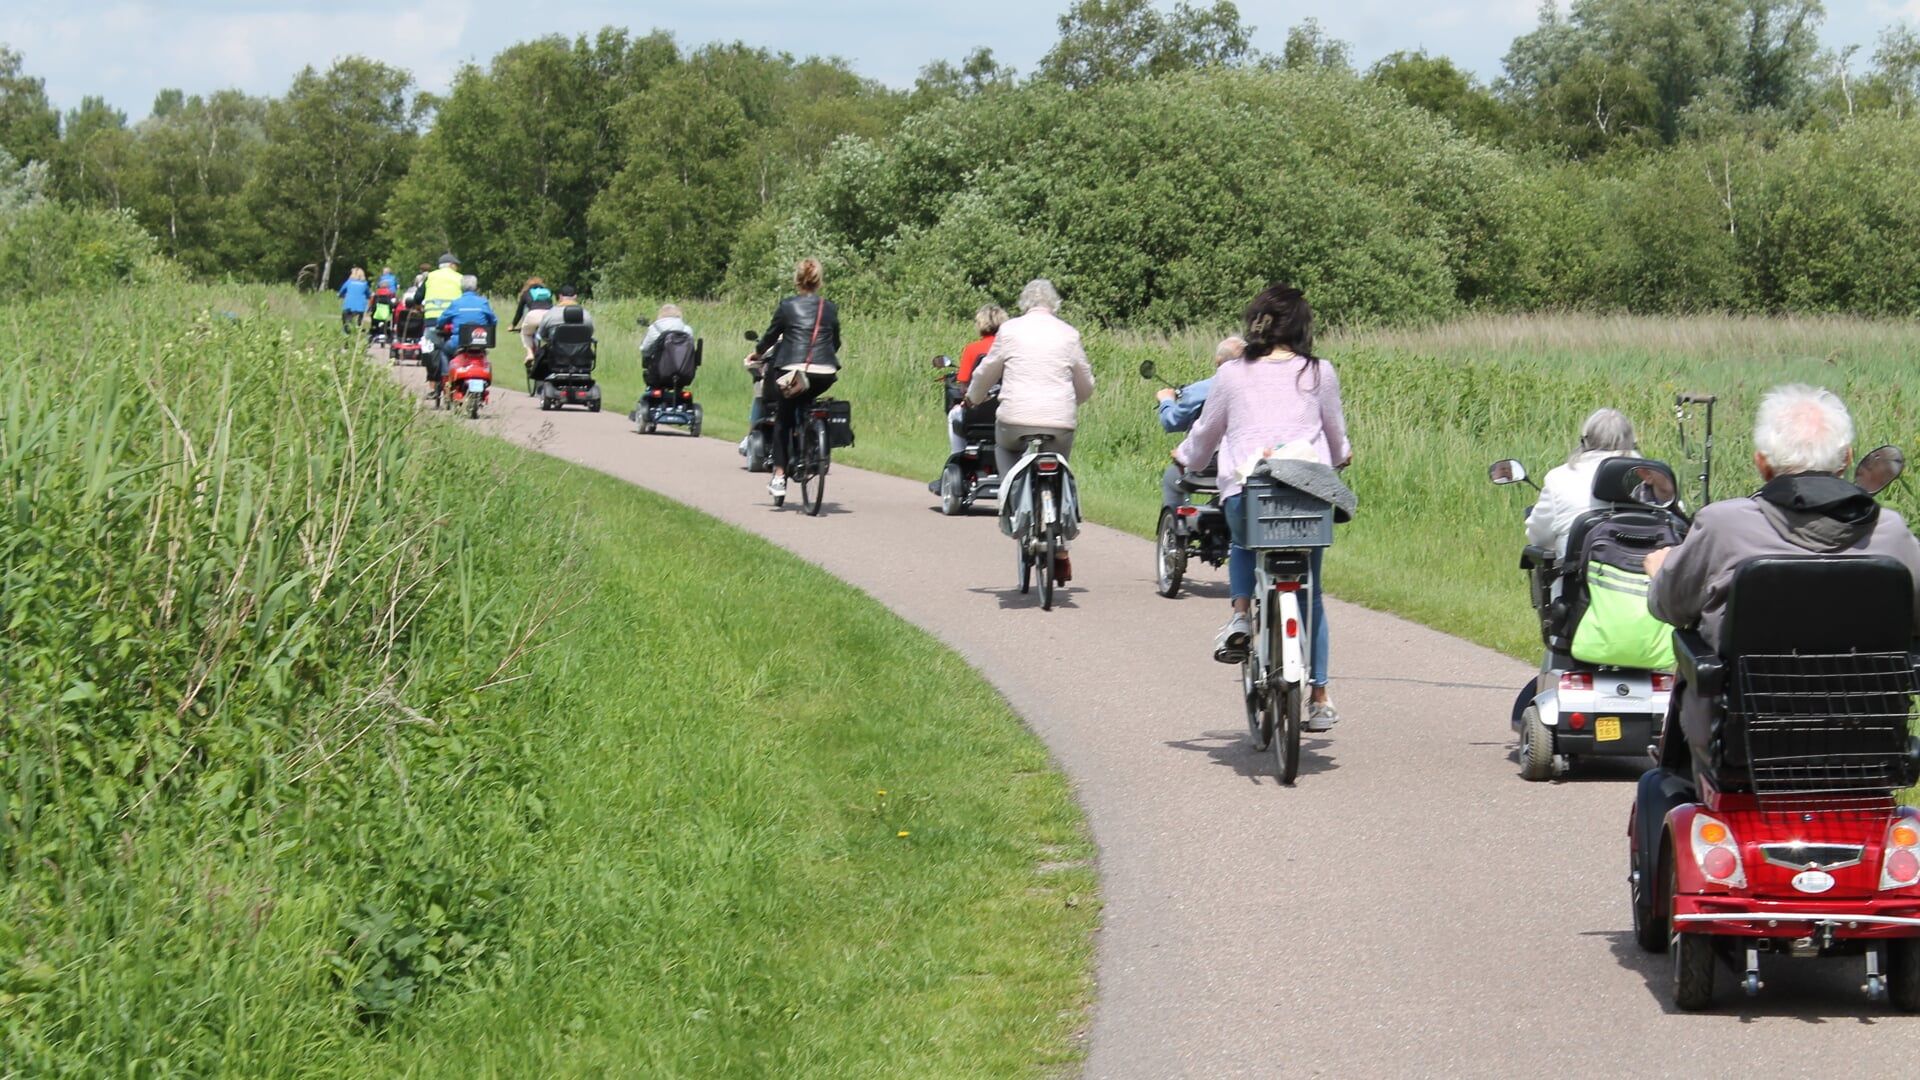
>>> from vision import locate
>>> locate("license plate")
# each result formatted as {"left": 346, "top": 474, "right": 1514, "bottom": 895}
{"left": 1596, "top": 717, "right": 1622, "bottom": 742}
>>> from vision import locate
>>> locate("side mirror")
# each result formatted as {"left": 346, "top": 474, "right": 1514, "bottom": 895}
{"left": 742, "top": 330, "right": 758, "bottom": 342}
{"left": 931, "top": 355, "right": 953, "bottom": 369}
{"left": 1855, "top": 445, "right": 1905, "bottom": 496}
{"left": 1138, "top": 360, "right": 1158, "bottom": 381}
{"left": 1628, "top": 465, "right": 1678, "bottom": 509}
{"left": 1488, "top": 459, "right": 1528, "bottom": 486}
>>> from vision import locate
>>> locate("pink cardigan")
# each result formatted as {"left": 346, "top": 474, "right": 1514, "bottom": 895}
{"left": 1173, "top": 354, "right": 1351, "bottom": 499}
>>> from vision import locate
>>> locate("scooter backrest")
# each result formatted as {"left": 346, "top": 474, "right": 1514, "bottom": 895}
{"left": 1589, "top": 456, "right": 1675, "bottom": 506}
{"left": 1722, "top": 554, "right": 1912, "bottom": 658}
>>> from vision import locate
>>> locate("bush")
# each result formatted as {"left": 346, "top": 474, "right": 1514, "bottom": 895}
{"left": 0, "top": 200, "right": 174, "bottom": 294}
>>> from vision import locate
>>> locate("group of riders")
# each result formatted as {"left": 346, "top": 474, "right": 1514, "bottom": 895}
{"left": 338, "top": 255, "right": 1920, "bottom": 762}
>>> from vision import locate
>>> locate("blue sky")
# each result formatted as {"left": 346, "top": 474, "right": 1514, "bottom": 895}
{"left": 4, "top": 1, "right": 1914, "bottom": 119}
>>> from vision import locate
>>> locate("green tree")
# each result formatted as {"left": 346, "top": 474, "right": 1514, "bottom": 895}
{"left": 913, "top": 47, "right": 1017, "bottom": 105}
{"left": 250, "top": 57, "right": 418, "bottom": 286}
{"left": 1280, "top": 18, "right": 1351, "bottom": 72}
{"left": 129, "top": 90, "right": 267, "bottom": 275}
{"left": 0, "top": 47, "right": 58, "bottom": 167}
{"left": 54, "top": 97, "right": 133, "bottom": 209}
{"left": 589, "top": 69, "right": 753, "bottom": 296}
{"left": 1035, "top": 0, "right": 1258, "bottom": 88}
{"left": 1368, "top": 50, "right": 1511, "bottom": 140}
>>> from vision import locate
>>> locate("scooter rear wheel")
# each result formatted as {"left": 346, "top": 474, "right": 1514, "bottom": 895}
{"left": 939, "top": 463, "right": 966, "bottom": 516}
{"left": 1519, "top": 706, "right": 1554, "bottom": 782}
{"left": 1155, "top": 509, "right": 1186, "bottom": 598}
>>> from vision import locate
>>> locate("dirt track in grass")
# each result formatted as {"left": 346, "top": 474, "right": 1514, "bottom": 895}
{"left": 423, "top": 367, "right": 1920, "bottom": 1078}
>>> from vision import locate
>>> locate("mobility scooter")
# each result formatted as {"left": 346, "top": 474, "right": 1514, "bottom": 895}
{"left": 529, "top": 306, "right": 602, "bottom": 411}
{"left": 931, "top": 354, "right": 1001, "bottom": 515}
{"left": 1490, "top": 455, "right": 1685, "bottom": 780}
{"left": 634, "top": 329, "right": 703, "bottom": 435}
{"left": 1627, "top": 444, "right": 1920, "bottom": 1011}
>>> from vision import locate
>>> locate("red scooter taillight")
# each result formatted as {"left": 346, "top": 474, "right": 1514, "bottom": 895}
{"left": 1881, "top": 815, "right": 1920, "bottom": 890}
{"left": 1691, "top": 814, "right": 1746, "bottom": 888}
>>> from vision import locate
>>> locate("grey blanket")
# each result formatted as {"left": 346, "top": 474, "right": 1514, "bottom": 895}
{"left": 1249, "top": 459, "right": 1358, "bottom": 523}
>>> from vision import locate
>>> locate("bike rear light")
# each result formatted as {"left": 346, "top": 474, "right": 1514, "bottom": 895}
{"left": 1285, "top": 618, "right": 1299, "bottom": 639}
{"left": 1036, "top": 459, "right": 1059, "bottom": 472}
{"left": 1691, "top": 814, "right": 1746, "bottom": 888}
{"left": 1275, "top": 582, "right": 1301, "bottom": 592}
{"left": 1559, "top": 673, "right": 1594, "bottom": 692}
{"left": 1652, "top": 674, "right": 1675, "bottom": 693}
{"left": 1882, "top": 814, "right": 1920, "bottom": 890}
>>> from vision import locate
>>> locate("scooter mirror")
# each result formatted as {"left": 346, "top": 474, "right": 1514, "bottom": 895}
{"left": 742, "top": 330, "right": 758, "bottom": 342}
{"left": 1629, "top": 465, "right": 1678, "bottom": 509}
{"left": 931, "top": 355, "right": 953, "bottom": 368}
{"left": 1854, "top": 444, "right": 1905, "bottom": 496}
{"left": 1138, "top": 360, "right": 1158, "bottom": 381}
{"left": 1488, "top": 459, "right": 1527, "bottom": 485}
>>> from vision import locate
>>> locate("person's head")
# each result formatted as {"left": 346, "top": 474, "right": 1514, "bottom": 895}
{"left": 974, "top": 304, "right": 1009, "bottom": 337}
{"left": 658, "top": 302, "right": 682, "bottom": 320}
{"left": 557, "top": 285, "right": 579, "bottom": 303}
{"left": 794, "top": 258, "right": 824, "bottom": 293}
{"left": 1213, "top": 336, "right": 1246, "bottom": 367}
{"left": 418, "top": 263, "right": 432, "bottom": 273}
{"left": 1017, "top": 279, "right": 1060, "bottom": 314}
{"left": 459, "top": 273, "right": 478, "bottom": 293}
{"left": 439, "top": 253, "right": 459, "bottom": 268}
{"left": 349, "top": 267, "right": 366, "bottom": 281}
{"left": 1571, "top": 407, "right": 1636, "bottom": 464}
{"left": 1753, "top": 383, "right": 1854, "bottom": 480}
{"left": 523, "top": 276, "right": 544, "bottom": 292}
{"left": 1242, "top": 283, "right": 1314, "bottom": 359}
{"left": 381, "top": 266, "right": 391, "bottom": 275}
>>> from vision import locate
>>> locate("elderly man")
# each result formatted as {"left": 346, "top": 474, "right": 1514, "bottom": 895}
{"left": 433, "top": 274, "right": 497, "bottom": 384}
{"left": 1155, "top": 335, "right": 1245, "bottom": 510}
{"left": 1646, "top": 383, "right": 1920, "bottom": 775}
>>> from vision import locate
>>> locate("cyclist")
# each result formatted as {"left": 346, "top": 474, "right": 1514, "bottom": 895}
{"left": 1156, "top": 335, "right": 1245, "bottom": 510}
{"left": 1173, "top": 283, "right": 1351, "bottom": 731}
{"left": 1526, "top": 407, "right": 1639, "bottom": 555}
{"left": 419, "top": 254, "right": 464, "bottom": 388}
{"left": 964, "top": 279, "right": 1093, "bottom": 581}
{"left": 509, "top": 276, "right": 555, "bottom": 364}
{"left": 337, "top": 267, "right": 370, "bottom": 337}
{"left": 750, "top": 258, "right": 841, "bottom": 501}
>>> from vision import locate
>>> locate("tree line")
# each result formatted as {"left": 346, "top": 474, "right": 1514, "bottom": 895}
{"left": 3, "top": 0, "right": 1919, "bottom": 322}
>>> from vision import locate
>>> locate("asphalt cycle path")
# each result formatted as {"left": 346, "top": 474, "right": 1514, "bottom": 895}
{"left": 411, "top": 365, "right": 1920, "bottom": 1077}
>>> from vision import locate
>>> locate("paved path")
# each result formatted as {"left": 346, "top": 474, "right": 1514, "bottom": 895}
{"left": 438, "top": 376, "right": 1917, "bottom": 1076}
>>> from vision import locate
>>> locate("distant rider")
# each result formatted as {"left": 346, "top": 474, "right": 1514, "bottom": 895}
{"left": 533, "top": 285, "right": 591, "bottom": 351}
{"left": 1155, "top": 335, "right": 1245, "bottom": 510}
{"left": 377, "top": 265, "right": 398, "bottom": 293}
{"left": 1526, "top": 407, "right": 1638, "bottom": 554}
{"left": 420, "top": 254, "right": 465, "bottom": 386}
{"left": 510, "top": 277, "right": 554, "bottom": 365}
{"left": 337, "top": 267, "right": 370, "bottom": 337}
{"left": 947, "top": 304, "right": 1008, "bottom": 455}
{"left": 434, "top": 274, "right": 497, "bottom": 380}
{"left": 752, "top": 258, "right": 841, "bottom": 502}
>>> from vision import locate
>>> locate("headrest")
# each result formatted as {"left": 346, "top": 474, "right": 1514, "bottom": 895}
{"left": 562, "top": 306, "right": 584, "bottom": 324}
{"left": 1590, "top": 456, "right": 1674, "bottom": 505}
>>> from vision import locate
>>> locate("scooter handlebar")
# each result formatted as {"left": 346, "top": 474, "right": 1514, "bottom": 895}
{"left": 1677, "top": 393, "right": 1718, "bottom": 404}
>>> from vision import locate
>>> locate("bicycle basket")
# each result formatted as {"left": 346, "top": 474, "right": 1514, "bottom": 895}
{"left": 1240, "top": 476, "right": 1334, "bottom": 549}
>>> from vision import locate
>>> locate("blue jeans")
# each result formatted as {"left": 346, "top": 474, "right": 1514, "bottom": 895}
{"left": 1223, "top": 493, "right": 1330, "bottom": 687}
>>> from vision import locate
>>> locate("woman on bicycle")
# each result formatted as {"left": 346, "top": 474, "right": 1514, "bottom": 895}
{"left": 1173, "top": 283, "right": 1351, "bottom": 731}
{"left": 752, "top": 258, "right": 841, "bottom": 501}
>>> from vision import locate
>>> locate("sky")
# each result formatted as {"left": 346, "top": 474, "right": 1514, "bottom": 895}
{"left": 4, "top": 1, "right": 1916, "bottom": 121}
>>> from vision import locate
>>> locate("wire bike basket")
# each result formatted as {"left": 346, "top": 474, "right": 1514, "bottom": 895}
{"left": 1240, "top": 476, "right": 1336, "bottom": 549}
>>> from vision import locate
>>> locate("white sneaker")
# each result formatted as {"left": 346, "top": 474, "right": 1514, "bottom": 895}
{"left": 738, "top": 436, "right": 750, "bottom": 456}
{"left": 1306, "top": 700, "right": 1341, "bottom": 732}
{"left": 1213, "top": 613, "right": 1252, "bottom": 664}
{"left": 768, "top": 475, "right": 787, "bottom": 498}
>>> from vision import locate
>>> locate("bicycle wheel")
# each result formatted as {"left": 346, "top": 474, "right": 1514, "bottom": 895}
{"left": 800, "top": 420, "right": 827, "bottom": 516}
{"left": 1017, "top": 537, "right": 1031, "bottom": 593}
{"left": 1039, "top": 526, "right": 1057, "bottom": 610}
{"left": 1241, "top": 655, "right": 1271, "bottom": 749}
{"left": 1272, "top": 679, "right": 1303, "bottom": 785}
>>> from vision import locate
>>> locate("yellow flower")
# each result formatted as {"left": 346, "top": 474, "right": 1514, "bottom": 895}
{"left": 876, "top": 790, "right": 887, "bottom": 796}
{"left": 897, "top": 831, "right": 910, "bottom": 838}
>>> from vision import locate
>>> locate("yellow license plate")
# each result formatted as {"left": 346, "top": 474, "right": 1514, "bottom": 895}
{"left": 1596, "top": 717, "right": 1622, "bottom": 742}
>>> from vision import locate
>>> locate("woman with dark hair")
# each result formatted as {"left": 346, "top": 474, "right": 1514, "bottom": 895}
{"left": 751, "top": 258, "right": 842, "bottom": 501}
{"left": 1173, "top": 284, "right": 1352, "bottom": 731}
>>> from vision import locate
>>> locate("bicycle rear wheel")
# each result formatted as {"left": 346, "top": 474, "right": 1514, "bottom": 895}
{"left": 1039, "top": 526, "right": 1056, "bottom": 610}
{"left": 800, "top": 419, "right": 828, "bottom": 515}
{"left": 1272, "top": 679, "right": 1303, "bottom": 785}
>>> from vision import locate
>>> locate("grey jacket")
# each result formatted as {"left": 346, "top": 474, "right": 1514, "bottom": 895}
{"left": 1648, "top": 473, "right": 1920, "bottom": 751}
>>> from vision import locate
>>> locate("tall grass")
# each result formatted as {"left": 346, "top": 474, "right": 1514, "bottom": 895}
{"left": 3, "top": 287, "right": 1096, "bottom": 1075}
{"left": 575, "top": 298, "right": 1920, "bottom": 658}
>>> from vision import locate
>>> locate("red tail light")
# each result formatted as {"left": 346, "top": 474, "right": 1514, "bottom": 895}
{"left": 1285, "top": 618, "right": 1299, "bottom": 638}
{"left": 1275, "top": 582, "right": 1301, "bottom": 592}
{"left": 1175, "top": 506, "right": 1198, "bottom": 517}
{"left": 1652, "top": 674, "right": 1675, "bottom": 692}
{"left": 1036, "top": 459, "right": 1059, "bottom": 473}
{"left": 1568, "top": 713, "right": 1587, "bottom": 730}
{"left": 1559, "top": 673, "right": 1593, "bottom": 692}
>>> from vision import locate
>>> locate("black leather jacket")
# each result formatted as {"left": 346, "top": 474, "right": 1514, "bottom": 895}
{"left": 755, "top": 293, "right": 841, "bottom": 371}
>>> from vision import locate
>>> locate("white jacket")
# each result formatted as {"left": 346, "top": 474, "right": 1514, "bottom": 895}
{"left": 1526, "top": 449, "right": 1627, "bottom": 553}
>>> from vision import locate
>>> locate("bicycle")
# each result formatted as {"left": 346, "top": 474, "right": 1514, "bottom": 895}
{"left": 1238, "top": 476, "right": 1336, "bottom": 784}
{"left": 773, "top": 397, "right": 837, "bottom": 515}
{"left": 1011, "top": 434, "right": 1071, "bottom": 610}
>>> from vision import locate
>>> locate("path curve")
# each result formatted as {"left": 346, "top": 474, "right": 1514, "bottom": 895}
{"left": 443, "top": 377, "right": 1918, "bottom": 1076}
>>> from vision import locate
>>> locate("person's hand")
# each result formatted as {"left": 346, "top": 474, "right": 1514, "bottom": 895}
{"left": 1170, "top": 449, "right": 1184, "bottom": 467}
{"left": 1645, "top": 546, "right": 1673, "bottom": 578}
{"left": 1156, "top": 388, "right": 1177, "bottom": 403}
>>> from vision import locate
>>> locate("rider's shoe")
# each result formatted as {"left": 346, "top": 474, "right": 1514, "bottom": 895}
{"left": 1213, "top": 613, "right": 1252, "bottom": 664}
{"left": 928, "top": 477, "right": 941, "bottom": 495}
{"left": 768, "top": 475, "right": 787, "bottom": 498}
{"left": 1305, "top": 700, "right": 1341, "bottom": 732}
{"left": 738, "top": 436, "right": 750, "bottom": 456}
{"left": 1053, "top": 551, "right": 1072, "bottom": 583}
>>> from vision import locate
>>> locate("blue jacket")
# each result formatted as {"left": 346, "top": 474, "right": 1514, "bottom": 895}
{"left": 338, "top": 278, "right": 370, "bottom": 313}
{"left": 1156, "top": 377, "right": 1212, "bottom": 433}
{"left": 377, "top": 272, "right": 398, "bottom": 292}
{"left": 439, "top": 291, "right": 498, "bottom": 336}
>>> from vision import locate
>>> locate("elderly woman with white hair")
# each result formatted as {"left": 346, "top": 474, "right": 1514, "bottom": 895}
{"left": 1525, "top": 407, "right": 1640, "bottom": 554}
{"left": 964, "top": 279, "right": 1094, "bottom": 473}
